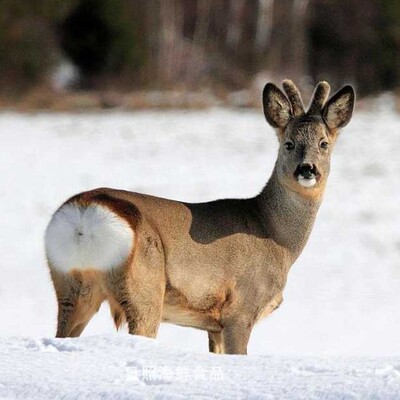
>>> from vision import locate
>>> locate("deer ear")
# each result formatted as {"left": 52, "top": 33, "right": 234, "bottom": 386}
{"left": 322, "top": 85, "right": 355, "bottom": 130}
{"left": 262, "top": 83, "right": 292, "bottom": 129}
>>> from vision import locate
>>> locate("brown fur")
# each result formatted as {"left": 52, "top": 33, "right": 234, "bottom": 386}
{"left": 51, "top": 268, "right": 107, "bottom": 337}
{"left": 47, "top": 80, "right": 355, "bottom": 354}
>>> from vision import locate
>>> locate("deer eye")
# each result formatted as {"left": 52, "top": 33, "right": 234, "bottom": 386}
{"left": 284, "top": 141, "right": 295, "bottom": 151}
{"left": 320, "top": 141, "right": 329, "bottom": 149}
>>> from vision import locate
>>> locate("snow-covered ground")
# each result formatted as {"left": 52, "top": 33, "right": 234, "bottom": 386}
{"left": 0, "top": 104, "right": 400, "bottom": 398}
{"left": 1, "top": 335, "right": 400, "bottom": 399}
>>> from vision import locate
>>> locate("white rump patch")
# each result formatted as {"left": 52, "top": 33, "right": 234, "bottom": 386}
{"left": 45, "top": 203, "right": 134, "bottom": 272}
{"left": 297, "top": 176, "right": 317, "bottom": 188}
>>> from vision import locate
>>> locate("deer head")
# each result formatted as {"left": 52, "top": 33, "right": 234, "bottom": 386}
{"left": 263, "top": 80, "right": 355, "bottom": 196}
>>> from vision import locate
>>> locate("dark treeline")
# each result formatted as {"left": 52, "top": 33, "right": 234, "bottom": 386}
{"left": 0, "top": 0, "right": 399, "bottom": 96}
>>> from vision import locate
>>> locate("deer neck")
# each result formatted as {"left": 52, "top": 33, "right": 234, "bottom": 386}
{"left": 256, "top": 167, "right": 324, "bottom": 261}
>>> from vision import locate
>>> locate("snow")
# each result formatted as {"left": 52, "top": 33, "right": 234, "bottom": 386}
{"left": 1, "top": 335, "right": 400, "bottom": 399}
{"left": 0, "top": 105, "right": 400, "bottom": 398}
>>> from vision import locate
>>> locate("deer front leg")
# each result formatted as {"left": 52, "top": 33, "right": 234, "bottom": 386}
{"left": 208, "top": 331, "right": 224, "bottom": 354}
{"left": 221, "top": 317, "right": 253, "bottom": 355}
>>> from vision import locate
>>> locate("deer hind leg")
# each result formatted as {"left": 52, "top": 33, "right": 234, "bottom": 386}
{"left": 108, "top": 296, "right": 126, "bottom": 331}
{"left": 208, "top": 331, "right": 224, "bottom": 354}
{"left": 51, "top": 269, "right": 106, "bottom": 338}
{"left": 106, "top": 246, "right": 165, "bottom": 338}
{"left": 107, "top": 277, "right": 164, "bottom": 338}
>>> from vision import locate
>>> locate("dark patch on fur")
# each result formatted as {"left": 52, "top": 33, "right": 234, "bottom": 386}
{"left": 66, "top": 188, "right": 141, "bottom": 230}
{"left": 60, "top": 300, "right": 74, "bottom": 309}
{"left": 186, "top": 198, "right": 270, "bottom": 245}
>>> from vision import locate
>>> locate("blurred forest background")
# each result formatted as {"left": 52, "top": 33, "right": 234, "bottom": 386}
{"left": 0, "top": 0, "right": 399, "bottom": 110}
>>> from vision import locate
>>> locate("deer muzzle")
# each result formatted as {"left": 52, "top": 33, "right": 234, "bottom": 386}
{"left": 294, "top": 163, "right": 319, "bottom": 188}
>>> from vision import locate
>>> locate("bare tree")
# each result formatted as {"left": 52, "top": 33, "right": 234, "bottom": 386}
{"left": 254, "top": 0, "right": 274, "bottom": 52}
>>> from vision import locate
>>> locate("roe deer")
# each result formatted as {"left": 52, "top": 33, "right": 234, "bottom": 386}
{"left": 45, "top": 80, "right": 354, "bottom": 354}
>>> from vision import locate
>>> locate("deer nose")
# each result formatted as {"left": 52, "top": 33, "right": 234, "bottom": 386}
{"left": 298, "top": 163, "right": 315, "bottom": 179}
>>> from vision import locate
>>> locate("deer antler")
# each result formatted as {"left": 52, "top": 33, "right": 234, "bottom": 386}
{"left": 308, "top": 81, "right": 331, "bottom": 114}
{"left": 282, "top": 80, "right": 305, "bottom": 117}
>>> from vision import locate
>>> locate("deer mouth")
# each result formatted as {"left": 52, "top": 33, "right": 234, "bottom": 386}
{"left": 294, "top": 164, "right": 319, "bottom": 188}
